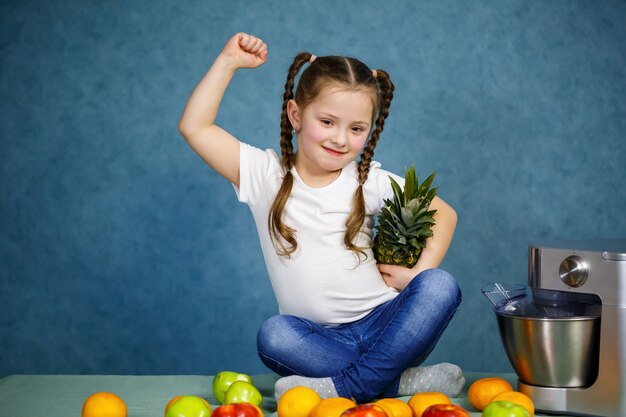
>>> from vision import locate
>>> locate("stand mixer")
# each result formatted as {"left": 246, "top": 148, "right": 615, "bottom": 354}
{"left": 483, "top": 239, "right": 626, "bottom": 416}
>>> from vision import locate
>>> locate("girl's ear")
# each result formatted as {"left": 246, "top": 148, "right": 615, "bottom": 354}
{"left": 287, "top": 99, "right": 301, "bottom": 131}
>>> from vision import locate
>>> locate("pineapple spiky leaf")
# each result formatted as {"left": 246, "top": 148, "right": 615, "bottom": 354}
{"left": 373, "top": 166, "right": 438, "bottom": 268}
{"left": 390, "top": 178, "right": 403, "bottom": 210}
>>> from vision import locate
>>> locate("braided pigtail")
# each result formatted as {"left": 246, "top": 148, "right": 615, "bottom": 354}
{"left": 268, "top": 52, "right": 314, "bottom": 257}
{"left": 344, "top": 70, "right": 395, "bottom": 256}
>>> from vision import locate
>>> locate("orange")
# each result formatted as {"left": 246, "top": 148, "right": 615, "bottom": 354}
{"left": 375, "top": 398, "right": 412, "bottom": 417}
{"left": 82, "top": 392, "right": 127, "bottom": 417}
{"left": 407, "top": 392, "right": 450, "bottom": 417}
{"left": 310, "top": 397, "right": 358, "bottom": 417}
{"left": 467, "top": 377, "right": 513, "bottom": 411}
{"left": 490, "top": 391, "right": 535, "bottom": 416}
{"left": 277, "top": 386, "right": 322, "bottom": 417}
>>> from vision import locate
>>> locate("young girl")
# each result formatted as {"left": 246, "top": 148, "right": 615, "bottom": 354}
{"left": 179, "top": 33, "right": 463, "bottom": 403}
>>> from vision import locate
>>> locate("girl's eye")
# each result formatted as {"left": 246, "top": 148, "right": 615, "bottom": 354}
{"left": 352, "top": 127, "right": 365, "bottom": 132}
{"left": 320, "top": 119, "right": 332, "bottom": 126}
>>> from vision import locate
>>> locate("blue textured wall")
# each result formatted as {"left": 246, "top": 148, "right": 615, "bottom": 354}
{"left": 1, "top": 0, "right": 625, "bottom": 377}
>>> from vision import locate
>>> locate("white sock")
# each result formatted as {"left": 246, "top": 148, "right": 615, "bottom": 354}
{"left": 398, "top": 363, "right": 465, "bottom": 397}
{"left": 274, "top": 363, "right": 465, "bottom": 400}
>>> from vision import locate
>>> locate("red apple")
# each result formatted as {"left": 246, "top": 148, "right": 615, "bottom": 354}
{"left": 212, "top": 403, "right": 263, "bottom": 417}
{"left": 341, "top": 404, "right": 388, "bottom": 417}
{"left": 422, "top": 403, "right": 470, "bottom": 417}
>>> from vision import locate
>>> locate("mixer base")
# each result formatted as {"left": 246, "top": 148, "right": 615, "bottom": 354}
{"left": 518, "top": 381, "right": 607, "bottom": 417}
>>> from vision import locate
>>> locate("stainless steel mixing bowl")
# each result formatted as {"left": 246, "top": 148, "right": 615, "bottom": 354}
{"left": 496, "top": 312, "right": 601, "bottom": 388}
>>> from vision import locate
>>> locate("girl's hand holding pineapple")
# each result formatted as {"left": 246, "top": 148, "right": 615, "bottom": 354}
{"left": 375, "top": 167, "right": 457, "bottom": 291}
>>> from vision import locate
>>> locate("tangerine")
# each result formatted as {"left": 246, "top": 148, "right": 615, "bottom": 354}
{"left": 467, "top": 377, "right": 513, "bottom": 411}
{"left": 407, "top": 392, "right": 450, "bottom": 417}
{"left": 82, "top": 392, "right": 127, "bottom": 417}
{"left": 490, "top": 391, "right": 534, "bottom": 416}
{"left": 277, "top": 386, "right": 322, "bottom": 417}
{"left": 374, "top": 398, "right": 412, "bottom": 417}
{"left": 310, "top": 397, "right": 358, "bottom": 417}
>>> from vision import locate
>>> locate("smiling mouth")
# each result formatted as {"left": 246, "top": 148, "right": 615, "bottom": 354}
{"left": 322, "top": 146, "right": 346, "bottom": 156}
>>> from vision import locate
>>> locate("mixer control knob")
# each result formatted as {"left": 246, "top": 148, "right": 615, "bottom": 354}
{"left": 559, "top": 255, "right": 588, "bottom": 287}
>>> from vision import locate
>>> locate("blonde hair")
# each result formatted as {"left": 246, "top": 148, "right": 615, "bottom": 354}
{"left": 269, "top": 53, "right": 395, "bottom": 258}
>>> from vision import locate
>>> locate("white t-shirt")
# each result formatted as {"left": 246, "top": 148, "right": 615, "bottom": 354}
{"left": 234, "top": 142, "right": 405, "bottom": 326}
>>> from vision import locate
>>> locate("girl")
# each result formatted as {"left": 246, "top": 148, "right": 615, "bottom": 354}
{"left": 179, "top": 33, "right": 463, "bottom": 403}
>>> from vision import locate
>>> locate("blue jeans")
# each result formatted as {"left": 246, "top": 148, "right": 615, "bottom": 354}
{"left": 256, "top": 268, "right": 462, "bottom": 403}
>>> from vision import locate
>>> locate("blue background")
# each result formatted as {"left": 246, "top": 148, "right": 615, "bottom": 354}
{"left": 1, "top": 0, "right": 625, "bottom": 377}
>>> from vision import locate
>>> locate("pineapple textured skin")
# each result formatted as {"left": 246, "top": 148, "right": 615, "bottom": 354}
{"left": 373, "top": 166, "right": 438, "bottom": 268}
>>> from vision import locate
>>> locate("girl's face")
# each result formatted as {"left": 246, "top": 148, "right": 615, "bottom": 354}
{"left": 289, "top": 86, "right": 375, "bottom": 183}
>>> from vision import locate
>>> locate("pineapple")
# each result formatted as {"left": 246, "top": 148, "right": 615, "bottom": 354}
{"left": 373, "top": 166, "right": 438, "bottom": 268}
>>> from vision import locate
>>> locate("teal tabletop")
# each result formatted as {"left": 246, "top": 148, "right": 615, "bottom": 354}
{"left": 0, "top": 372, "right": 577, "bottom": 417}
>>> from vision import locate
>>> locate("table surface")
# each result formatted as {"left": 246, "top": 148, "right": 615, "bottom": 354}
{"left": 0, "top": 372, "right": 577, "bottom": 417}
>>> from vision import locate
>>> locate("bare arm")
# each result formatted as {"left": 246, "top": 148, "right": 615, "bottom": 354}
{"left": 378, "top": 195, "right": 458, "bottom": 291}
{"left": 178, "top": 33, "right": 268, "bottom": 187}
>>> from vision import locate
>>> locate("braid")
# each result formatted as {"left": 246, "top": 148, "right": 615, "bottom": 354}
{"left": 357, "top": 70, "right": 394, "bottom": 186}
{"left": 279, "top": 52, "right": 312, "bottom": 169}
{"left": 269, "top": 52, "right": 314, "bottom": 256}
{"left": 344, "top": 69, "right": 395, "bottom": 256}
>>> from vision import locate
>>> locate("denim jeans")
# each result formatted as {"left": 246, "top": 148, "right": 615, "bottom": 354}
{"left": 256, "top": 268, "right": 462, "bottom": 403}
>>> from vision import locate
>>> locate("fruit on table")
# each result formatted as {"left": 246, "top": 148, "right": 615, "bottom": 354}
{"left": 467, "top": 377, "right": 513, "bottom": 411}
{"left": 374, "top": 398, "right": 412, "bottom": 417}
{"left": 224, "top": 381, "right": 263, "bottom": 407}
{"left": 213, "top": 371, "right": 254, "bottom": 404}
{"left": 82, "top": 392, "right": 127, "bottom": 417}
{"left": 340, "top": 404, "right": 388, "bottom": 417}
{"left": 165, "top": 395, "right": 212, "bottom": 417}
{"left": 489, "top": 391, "right": 534, "bottom": 417}
{"left": 277, "top": 386, "right": 322, "bottom": 417}
{"left": 481, "top": 401, "right": 530, "bottom": 417}
{"left": 166, "top": 396, "right": 212, "bottom": 411}
{"left": 407, "top": 392, "right": 451, "bottom": 417}
{"left": 212, "top": 403, "right": 263, "bottom": 417}
{"left": 374, "top": 167, "right": 438, "bottom": 268}
{"left": 422, "top": 403, "right": 470, "bottom": 417}
{"left": 310, "top": 397, "right": 358, "bottom": 417}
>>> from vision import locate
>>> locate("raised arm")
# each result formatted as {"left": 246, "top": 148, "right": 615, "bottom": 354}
{"left": 178, "top": 33, "right": 268, "bottom": 187}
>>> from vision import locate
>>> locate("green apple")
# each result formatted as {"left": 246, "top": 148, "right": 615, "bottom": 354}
{"left": 213, "top": 371, "right": 253, "bottom": 404}
{"left": 223, "top": 381, "right": 263, "bottom": 407}
{"left": 165, "top": 395, "right": 212, "bottom": 417}
{"left": 482, "top": 401, "right": 530, "bottom": 417}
